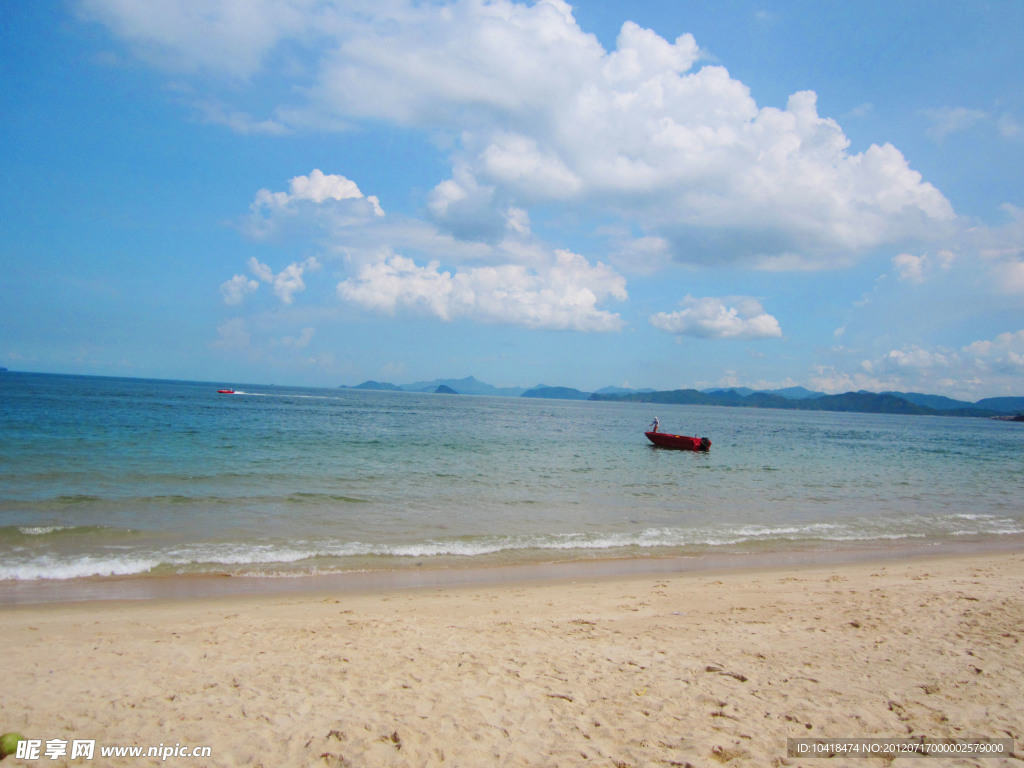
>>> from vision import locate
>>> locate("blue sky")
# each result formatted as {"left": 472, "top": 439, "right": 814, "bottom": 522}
{"left": 3, "top": 0, "right": 1023, "bottom": 397}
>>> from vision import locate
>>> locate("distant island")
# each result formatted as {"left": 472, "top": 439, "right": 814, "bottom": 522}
{"left": 521, "top": 386, "right": 591, "bottom": 400}
{"left": 341, "top": 377, "right": 1024, "bottom": 419}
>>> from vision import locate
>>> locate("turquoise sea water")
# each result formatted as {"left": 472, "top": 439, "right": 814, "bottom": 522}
{"left": 1, "top": 372, "right": 1022, "bottom": 590}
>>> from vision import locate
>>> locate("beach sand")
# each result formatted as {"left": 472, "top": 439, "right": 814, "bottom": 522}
{"left": 1, "top": 552, "right": 1021, "bottom": 767}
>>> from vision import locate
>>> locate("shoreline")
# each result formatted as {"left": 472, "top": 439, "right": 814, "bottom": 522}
{"left": 1, "top": 549, "right": 1021, "bottom": 767}
{"left": 3, "top": 533, "right": 1023, "bottom": 606}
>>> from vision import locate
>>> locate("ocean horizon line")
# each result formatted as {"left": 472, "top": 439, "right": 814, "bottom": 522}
{"left": 5, "top": 369, "right": 1023, "bottom": 417}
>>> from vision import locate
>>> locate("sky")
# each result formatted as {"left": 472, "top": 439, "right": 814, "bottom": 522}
{"left": 2, "top": 0, "right": 1023, "bottom": 398}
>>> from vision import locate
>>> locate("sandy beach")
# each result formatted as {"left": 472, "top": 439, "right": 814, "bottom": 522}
{"left": 1, "top": 551, "right": 1022, "bottom": 767}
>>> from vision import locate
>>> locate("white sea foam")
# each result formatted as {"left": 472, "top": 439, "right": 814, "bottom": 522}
{"left": 4, "top": 512, "right": 1023, "bottom": 581}
{"left": 0, "top": 555, "right": 163, "bottom": 581}
{"left": 18, "top": 526, "right": 71, "bottom": 536}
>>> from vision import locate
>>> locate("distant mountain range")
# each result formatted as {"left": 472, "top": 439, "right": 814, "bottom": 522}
{"left": 589, "top": 389, "right": 1024, "bottom": 417}
{"left": 342, "top": 377, "right": 659, "bottom": 399}
{"left": 341, "top": 377, "right": 1024, "bottom": 418}
{"left": 343, "top": 375, "right": 529, "bottom": 397}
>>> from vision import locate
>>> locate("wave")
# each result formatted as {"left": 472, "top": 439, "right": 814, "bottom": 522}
{"left": 0, "top": 524, "right": 135, "bottom": 542}
{"left": 286, "top": 493, "right": 369, "bottom": 504}
{"left": 3, "top": 513, "right": 1022, "bottom": 581}
{"left": 0, "top": 555, "right": 166, "bottom": 581}
{"left": 19, "top": 525, "right": 72, "bottom": 536}
{"left": 3, "top": 490, "right": 372, "bottom": 506}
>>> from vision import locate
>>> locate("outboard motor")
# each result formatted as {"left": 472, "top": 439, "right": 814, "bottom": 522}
{"left": 699, "top": 437, "right": 712, "bottom": 451}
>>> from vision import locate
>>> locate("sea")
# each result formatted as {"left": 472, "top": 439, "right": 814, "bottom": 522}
{"left": 2, "top": 372, "right": 1022, "bottom": 602}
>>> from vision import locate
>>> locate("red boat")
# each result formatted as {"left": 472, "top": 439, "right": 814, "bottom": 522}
{"left": 217, "top": 389, "right": 235, "bottom": 394}
{"left": 645, "top": 431, "right": 711, "bottom": 451}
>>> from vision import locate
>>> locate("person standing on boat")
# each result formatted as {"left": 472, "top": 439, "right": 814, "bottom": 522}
{"left": 649, "top": 417, "right": 659, "bottom": 433}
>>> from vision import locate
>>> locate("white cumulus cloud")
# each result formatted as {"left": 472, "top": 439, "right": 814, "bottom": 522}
{"left": 962, "top": 330, "right": 1024, "bottom": 374}
{"left": 865, "top": 345, "right": 956, "bottom": 374}
{"left": 246, "top": 169, "right": 385, "bottom": 240}
{"left": 84, "top": 0, "right": 956, "bottom": 269}
{"left": 253, "top": 169, "right": 383, "bottom": 214}
{"left": 236, "top": 255, "right": 321, "bottom": 305}
{"left": 821, "top": 331, "right": 1024, "bottom": 397}
{"left": 219, "top": 273, "right": 259, "bottom": 305}
{"left": 892, "top": 250, "right": 955, "bottom": 283}
{"left": 650, "top": 296, "right": 782, "bottom": 339}
{"left": 338, "top": 249, "right": 627, "bottom": 331}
